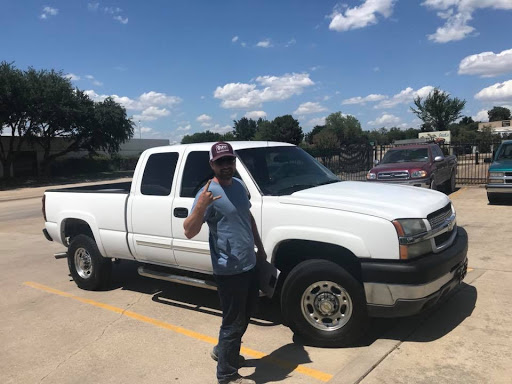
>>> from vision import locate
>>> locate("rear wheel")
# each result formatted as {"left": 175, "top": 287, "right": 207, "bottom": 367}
{"left": 281, "top": 259, "right": 368, "bottom": 347}
{"left": 444, "top": 171, "right": 456, "bottom": 193}
{"left": 67, "top": 234, "right": 112, "bottom": 290}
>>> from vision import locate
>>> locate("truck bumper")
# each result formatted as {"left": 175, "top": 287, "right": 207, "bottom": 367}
{"left": 361, "top": 227, "right": 468, "bottom": 318}
{"left": 486, "top": 184, "right": 512, "bottom": 194}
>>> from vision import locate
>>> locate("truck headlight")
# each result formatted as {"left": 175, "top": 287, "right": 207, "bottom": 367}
{"left": 489, "top": 172, "right": 504, "bottom": 178}
{"left": 392, "top": 219, "right": 431, "bottom": 260}
{"left": 411, "top": 170, "right": 427, "bottom": 178}
{"left": 367, "top": 172, "right": 376, "bottom": 180}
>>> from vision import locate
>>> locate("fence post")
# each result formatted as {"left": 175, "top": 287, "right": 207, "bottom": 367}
{"left": 475, "top": 151, "right": 479, "bottom": 165}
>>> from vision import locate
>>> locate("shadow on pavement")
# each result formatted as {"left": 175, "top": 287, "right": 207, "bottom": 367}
{"left": 109, "top": 260, "right": 477, "bottom": 348}
{"left": 245, "top": 343, "right": 312, "bottom": 383}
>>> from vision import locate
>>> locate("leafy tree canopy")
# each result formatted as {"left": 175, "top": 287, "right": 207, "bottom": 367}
{"left": 410, "top": 88, "right": 466, "bottom": 131}
{"left": 325, "top": 112, "right": 365, "bottom": 144}
{"left": 232, "top": 117, "right": 257, "bottom": 140}
{"left": 488, "top": 106, "right": 511, "bottom": 122}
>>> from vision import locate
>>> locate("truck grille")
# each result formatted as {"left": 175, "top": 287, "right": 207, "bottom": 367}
{"left": 427, "top": 203, "right": 452, "bottom": 229}
{"left": 434, "top": 229, "right": 454, "bottom": 246}
{"left": 505, "top": 172, "right": 512, "bottom": 177}
{"left": 378, "top": 171, "right": 409, "bottom": 180}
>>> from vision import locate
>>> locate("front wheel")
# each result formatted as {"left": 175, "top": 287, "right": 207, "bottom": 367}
{"left": 281, "top": 260, "right": 368, "bottom": 347}
{"left": 430, "top": 178, "right": 437, "bottom": 191}
{"left": 67, "top": 234, "right": 112, "bottom": 290}
{"left": 487, "top": 192, "right": 500, "bottom": 205}
{"left": 445, "top": 171, "right": 456, "bottom": 193}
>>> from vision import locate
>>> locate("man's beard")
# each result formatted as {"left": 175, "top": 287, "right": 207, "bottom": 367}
{"left": 215, "top": 167, "right": 234, "bottom": 181}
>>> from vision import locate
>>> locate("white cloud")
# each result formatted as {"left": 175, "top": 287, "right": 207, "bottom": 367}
{"left": 65, "top": 73, "right": 80, "bottom": 81}
{"left": 40, "top": 6, "right": 58, "bottom": 20}
{"left": 458, "top": 49, "right": 512, "bottom": 77}
{"left": 293, "top": 102, "right": 328, "bottom": 115}
{"left": 245, "top": 111, "right": 267, "bottom": 119}
{"left": 211, "top": 124, "right": 232, "bottom": 134}
{"left": 241, "top": 42, "right": 247, "bottom": 47}
{"left": 376, "top": 86, "right": 435, "bottom": 108}
{"left": 88, "top": 2, "right": 99, "bottom": 11}
{"left": 133, "top": 106, "right": 170, "bottom": 122}
{"left": 214, "top": 73, "right": 314, "bottom": 109}
{"left": 196, "top": 114, "right": 212, "bottom": 123}
{"left": 373, "top": 66, "right": 381, "bottom": 72}
{"left": 328, "top": 0, "right": 396, "bottom": 32}
{"left": 368, "top": 113, "right": 402, "bottom": 127}
{"left": 177, "top": 124, "right": 192, "bottom": 131}
{"left": 85, "top": 89, "right": 181, "bottom": 122}
{"left": 286, "top": 38, "right": 296, "bottom": 47}
{"left": 256, "top": 40, "right": 272, "bottom": 48}
{"left": 104, "top": 7, "right": 123, "bottom": 14}
{"left": 140, "top": 127, "right": 153, "bottom": 134}
{"left": 342, "top": 94, "right": 387, "bottom": 105}
{"left": 474, "top": 80, "right": 512, "bottom": 102}
{"left": 230, "top": 113, "right": 238, "bottom": 119}
{"left": 232, "top": 36, "right": 239, "bottom": 43}
{"left": 85, "top": 75, "right": 103, "bottom": 86}
{"left": 113, "top": 15, "right": 128, "bottom": 24}
{"left": 473, "top": 109, "right": 489, "bottom": 122}
{"left": 307, "top": 116, "right": 327, "bottom": 127}
{"left": 423, "top": 0, "right": 512, "bottom": 43}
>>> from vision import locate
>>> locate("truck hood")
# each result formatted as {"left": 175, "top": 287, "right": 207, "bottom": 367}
{"left": 371, "top": 162, "right": 428, "bottom": 173}
{"left": 490, "top": 159, "right": 512, "bottom": 172}
{"left": 279, "top": 181, "right": 450, "bottom": 221}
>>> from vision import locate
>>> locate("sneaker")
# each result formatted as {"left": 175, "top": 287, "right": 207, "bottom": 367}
{"left": 210, "top": 347, "right": 246, "bottom": 367}
{"left": 218, "top": 374, "right": 255, "bottom": 384}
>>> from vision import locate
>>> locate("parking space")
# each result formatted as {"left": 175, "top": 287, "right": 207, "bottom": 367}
{"left": 1, "top": 185, "right": 511, "bottom": 383}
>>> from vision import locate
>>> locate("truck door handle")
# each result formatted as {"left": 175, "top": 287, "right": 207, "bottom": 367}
{"left": 173, "top": 207, "right": 189, "bottom": 218}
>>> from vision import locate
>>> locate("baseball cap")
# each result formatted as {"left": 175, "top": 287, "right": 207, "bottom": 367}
{"left": 210, "top": 142, "right": 236, "bottom": 162}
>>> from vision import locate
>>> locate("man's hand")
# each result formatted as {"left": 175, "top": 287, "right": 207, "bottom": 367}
{"left": 196, "top": 179, "right": 221, "bottom": 209}
{"left": 183, "top": 180, "right": 221, "bottom": 239}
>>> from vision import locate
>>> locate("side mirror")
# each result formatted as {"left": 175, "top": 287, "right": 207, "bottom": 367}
{"left": 434, "top": 156, "right": 443, "bottom": 162}
{"left": 484, "top": 158, "right": 492, "bottom": 164}
{"left": 373, "top": 159, "right": 380, "bottom": 165}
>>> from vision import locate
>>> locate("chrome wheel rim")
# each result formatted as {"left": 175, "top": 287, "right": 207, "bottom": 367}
{"left": 301, "top": 280, "right": 353, "bottom": 331}
{"left": 74, "top": 248, "right": 93, "bottom": 279}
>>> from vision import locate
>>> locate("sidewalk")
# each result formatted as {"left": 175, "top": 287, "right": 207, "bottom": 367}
{"left": 0, "top": 178, "right": 132, "bottom": 202}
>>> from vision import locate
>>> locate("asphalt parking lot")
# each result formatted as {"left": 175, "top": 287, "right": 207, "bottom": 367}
{"left": 1, "top": 182, "right": 511, "bottom": 384}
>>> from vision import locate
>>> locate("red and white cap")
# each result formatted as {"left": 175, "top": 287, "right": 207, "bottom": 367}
{"left": 210, "top": 142, "right": 236, "bottom": 162}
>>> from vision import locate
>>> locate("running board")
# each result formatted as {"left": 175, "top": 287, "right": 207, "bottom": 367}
{"left": 54, "top": 252, "right": 68, "bottom": 260}
{"left": 138, "top": 266, "right": 218, "bottom": 291}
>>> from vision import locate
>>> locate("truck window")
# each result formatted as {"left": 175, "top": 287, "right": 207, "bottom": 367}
{"left": 141, "top": 152, "right": 179, "bottom": 196}
{"left": 180, "top": 151, "right": 242, "bottom": 198}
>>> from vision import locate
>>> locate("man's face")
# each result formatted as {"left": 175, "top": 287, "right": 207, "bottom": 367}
{"left": 210, "top": 156, "right": 236, "bottom": 181}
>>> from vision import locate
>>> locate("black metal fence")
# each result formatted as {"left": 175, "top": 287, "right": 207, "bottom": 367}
{"left": 311, "top": 141, "right": 503, "bottom": 185}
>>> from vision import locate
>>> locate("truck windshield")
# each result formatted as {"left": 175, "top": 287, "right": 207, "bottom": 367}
{"left": 380, "top": 148, "right": 429, "bottom": 164}
{"left": 236, "top": 146, "right": 340, "bottom": 196}
{"left": 496, "top": 143, "right": 512, "bottom": 160}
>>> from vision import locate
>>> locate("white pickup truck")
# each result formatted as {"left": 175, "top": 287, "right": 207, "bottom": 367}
{"left": 42, "top": 141, "right": 468, "bottom": 346}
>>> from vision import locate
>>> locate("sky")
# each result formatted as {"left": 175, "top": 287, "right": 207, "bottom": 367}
{"left": 2, "top": 0, "right": 512, "bottom": 144}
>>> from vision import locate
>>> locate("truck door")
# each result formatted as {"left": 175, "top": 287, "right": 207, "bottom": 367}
{"left": 171, "top": 149, "right": 262, "bottom": 272}
{"left": 129, "top": 150, "right": 180, "bottom": 265}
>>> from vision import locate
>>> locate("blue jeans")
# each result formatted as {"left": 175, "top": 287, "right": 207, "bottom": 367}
{"left": 214, "top": 267, "right": 259, "bottom": 383}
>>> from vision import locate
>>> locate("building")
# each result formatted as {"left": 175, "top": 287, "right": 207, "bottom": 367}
{"left": 0, "top": 137, "right": 169, "bottom": 178}
{"left": 478, "top": 120, "right": 512, "bottom": 136}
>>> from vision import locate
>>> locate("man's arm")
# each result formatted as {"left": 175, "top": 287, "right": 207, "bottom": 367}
{"left": 250, "top": 213, "right": 267, "bottom": 262}
{"left": 183, "top": 180, "right": 221, "bottom": 239}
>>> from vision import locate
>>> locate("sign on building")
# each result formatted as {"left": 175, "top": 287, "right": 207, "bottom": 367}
{"left": 418, "top": 130, "right": 451, "bottom": 144}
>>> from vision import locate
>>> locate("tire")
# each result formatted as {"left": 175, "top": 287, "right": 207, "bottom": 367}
{"left": 444, "top": 171, "right": 456, "bottom": 193}
{"left": 430, "top": 178, "right": 437, "bottom": 191}
{"left": 280, "top": 259, "right": 368, "bottom": 347}
{"left": 67, "top": 234, "right": 112, "bottom": 291}
{"left": 487, "top": 193, "right": 500, "bottom": 205}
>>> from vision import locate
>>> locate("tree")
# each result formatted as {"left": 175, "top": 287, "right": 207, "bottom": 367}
{"left": 488, "top": 106, "right": 511, "bottom": 122}
{"left": 181, "top": 130, "right": 223, "bottom": 144}
{"left": 411, "top": 88, "right": 466, "bottom": 131}
{"left": 254, "top": 115, "right": 304, "bottom": 145}
{"left": 325, "top": 112, "right": 365, "bottom": 144}
{"left": 232, "top": 117, "right": 257, "bottom": 140}
{"left": 313, "top": 128, "right": 339, "bottom": 151}
{"left": 0, "top": 63, "right": 134, "bottom": 177}
{"left": 0, "top": 61, "right": 33, "bottom": 178}
{"left": 305, "top": 125, "right": 325, "bottom": 144}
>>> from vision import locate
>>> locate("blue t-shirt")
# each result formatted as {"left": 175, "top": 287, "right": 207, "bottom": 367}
{"left": 191, "top": 178, "right": 256, "bottom": 275}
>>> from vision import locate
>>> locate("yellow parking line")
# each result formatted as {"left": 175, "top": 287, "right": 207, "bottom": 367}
{"left": 450, "top": 187, "right": 467, "bottom": 199}
{"left": 24, "top": 281, "right": 333, "bottom": 382}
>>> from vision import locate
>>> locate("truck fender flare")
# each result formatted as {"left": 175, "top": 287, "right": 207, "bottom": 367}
{"left": 265, "top": 226, "right": 369, "bottom": 263}
{"left": 58, "top": 211, "right": 106, "bottom": 257}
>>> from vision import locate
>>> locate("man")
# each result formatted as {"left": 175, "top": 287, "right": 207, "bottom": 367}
{"left": 183, "top": 142, "right": 266, "bottom": 384}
